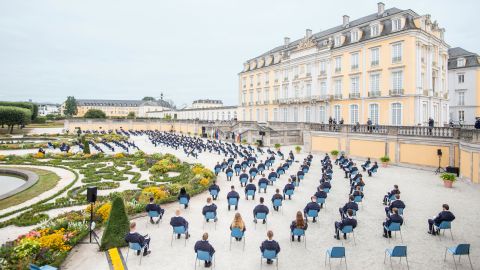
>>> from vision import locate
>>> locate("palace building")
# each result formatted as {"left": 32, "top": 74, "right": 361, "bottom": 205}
{"left": 238, "top": 2, "right": 449, "bottom": 126}
{"left": 68, "top": 99, "right": 172, "bottom": 118}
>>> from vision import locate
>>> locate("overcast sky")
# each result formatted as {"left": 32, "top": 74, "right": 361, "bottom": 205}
{"left": 0, "top": 0, "right": 478, "bottom": 106}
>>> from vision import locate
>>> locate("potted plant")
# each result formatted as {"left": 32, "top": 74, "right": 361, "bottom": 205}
{"left": 241, "top": 139, "right": 247, "bottom": 145}
{"left": 380, "top": 156, "right": 390, "bottom": 167}
{"left": 274, "top": 143, "right": 281, "bottom": 150}
{"left": 295, "top": 145, "right": 302, "bottom": 154}
{"left": 440, "top": 172, "right": 456, "bottom": 188}
{"left": 330, "top": 150, "right": 339, "bottom": 159}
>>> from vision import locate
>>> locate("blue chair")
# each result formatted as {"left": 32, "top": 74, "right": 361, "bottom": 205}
{"left": 293, "top": 180, "right": 300, "bottom": 187}
{"left": 316, "top": 197, "right": 326, "bottom": 208}
{"left": 240, "top": 177, "right": 248, "bottom": 186}
{"left": 278, "top": 169, "right": 285, "bottom": 175}
{"left": 260, "top": 250, "right": 278, "bottom": 270}
{"left": 179, "top": 197, "right": 189, "bottom": 206}
{"left": 259, "top": 182, "right": 268, "bottom": 192}
{"left": 284, "top": 189, "right": 294, "bottom": 199}
{"left": 255, "top": 212, "right": 268, "bottom": 229}
{"left": 269, "top": 176, "right": 277, "bottom": 183}
{"left": 435, "top": 221, "right": 453, "bottom": 240}
{"left": 250, "top": 171, "right": 257, "bottom": 178}
{"left": 246, "top": 189, "right": 255, "bottom": 199}
{"left": 228, "top": 198, "right": 238, "bottom": 209}
{"left": 384, "top": 222, "right": 403, "bottom": 242}
{"left": 353, "top": 195, "right": 363, "bottom": 207}
{"left": 444, "top": 244, "right": 473, "bottom": 270}
{"left": 384, "top": 246, "right": 409, "bottom": 269}
{"left": 241, "top": 164, "right": 248, "bottom": 170}
{"left": 341, "top": 225, "right": 356, "bottom": 245}
{"left": 235, "top": 167, "right": 241, "bottom": 175}
{"left": 147, "top": 211, "right": 161, "bottom": 226}
{"left": 229, "top": 228, "right": 245, "bottom": 251}
{"left": 227, "top": 171, "right": 233, "bottom": 178}
{"left": 29, "top": 264, "right": 57, "bottom": 270}
{"left": 273, "top": 199, "right": 283, "bottom": 212}
{"left": 209, "top": 189, "right": 218, "bottom": 198}
{"left": 291, "top": 228, "right": 306, "bottom": 247}
{"left": 171, "top": 226, "right": 188, "bottom": 246}
{"left": 303, "top": 167, "right": 309, "bottom": 174}
{"left": 325, "top": 247, "right": 346, "bottom": 270}
{"left": 195, "top": 250, "right": 215, "bottom": 270}
{"left": 323, "top": 188, "right": 330, "bottom": 193}
{"left": 203, "top": 211, "right": 217, "bottom": 229}
{"left": 306, "top": 209, "right": 319, "bottom": 222}
{"left": 298, "top": 174, "right": 305, "bottom": 180}
{"left": 214, "top": 167, "right": 221, "bottom": 175}
{"left": 126, "top": 242, "right": 147, "bottom": 265}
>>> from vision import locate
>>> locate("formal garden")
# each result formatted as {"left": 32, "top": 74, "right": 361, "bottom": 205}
{"left": 0, "top": 148, "right": 215, "bottom": 269}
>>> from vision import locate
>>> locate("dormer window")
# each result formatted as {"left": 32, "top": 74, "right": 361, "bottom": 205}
{"left": 334, "top": 35, "right": 342, "bottom": 47}
{"left": 392, "top": 18, "right": 401, "bottom": 32}
{"left": 351, "top": 30, "right": 359, "bottom": 43}
{"left": 371, "top": 24, "right": 379, "bottom": 37}
{"left": 457, "top": 58, "right": 466, "bottom": 67}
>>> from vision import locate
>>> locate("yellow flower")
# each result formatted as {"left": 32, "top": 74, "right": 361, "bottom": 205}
{"left": 33, "top": 152, "right": 45, "bottom": 159}
{"left": 141, "top": 186, "right": 168, "bottom": 201}
{"left": 96, "top": 202, "right": 112, "bottom": 222}
{"left": 199, "top": 178, "right": 210, "bottom": 187}
{"left": 113, "top": 153, "right": 125, "bottom": 159}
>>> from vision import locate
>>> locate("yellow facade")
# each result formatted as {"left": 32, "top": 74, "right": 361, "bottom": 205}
{"left": 399, "top": 143, "right": 449, "bottom": 168}
{"left": 349, "top": 139, "right": 385, "bottom": 159}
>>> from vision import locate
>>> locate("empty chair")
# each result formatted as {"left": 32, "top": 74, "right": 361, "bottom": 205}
{"left": 444, "top": 244, "right": 473, "bottom": 270}
{"left": 171, "top": 226, "right": 188, "bottom": 246}
{"left": 126, "top": 242, "right": 147, "bottom": 265}
{"left": 384, "top": 245, "right": 409, "bottom": 269}
{"left": 29, "top": 264, "right": 57, "bottom": 270}
{"left": 291, "top": 228, "right": 306, "bottom": 248}
{"left": 229, "top": 228, "right": 246, "bottom": 251}
{"left": 260, "top": 250, "right": 278, "bottom": 270}
{"left": 325, "top": 247, "right": 347, "bottom": 270}
{"left": 384, "top": 222, "right": 403, "bottom": 242}
{"left": 341, "top": 226, "right": 356, "bottom": 245}
{"left": 435, "top": 221, "right": 454, "bottom": 240}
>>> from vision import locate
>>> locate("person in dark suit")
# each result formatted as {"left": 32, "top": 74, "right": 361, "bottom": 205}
{"left": 145, "top": 197, "right": 164, "bottom": 224}
{"left": 260, "top": 230, "right": 280, "bottom": 265}
{"left": 225, "top": 166, "right": 234, "bottom": 181}
{"left": 227, "top": 185, "right": 240, "bottom": 211}
{"left": 245, "top": 179, "right": 257, "bottom": 200}
{"left": 351, "top": 186, "right": 364, "bottom": 199}
{"left": 170, "top": 209, "right": 190, "bottom": 239}
{"left": 383, "top": 208, "right": 403, "bottom": 238}
{"left": 314, "top": 187, "right": 327, "bottom": 208}
{"left": 253, "top": 197, "right": 269, "bottom": 224}
{"left": 208, "top": 181, "right": 220, "bottom": 200}
{"left": 383, "top": 185, "right": 400, "bottom": 205}
{"left": 202, "top": 197, "right": 218, "bottom": 222}
{"left": 428, "top": 204, "right": 456, "bottom": 235}
{"left": 125, "top": 222, "right": 151, "bottom": 256}
{"left": 339, "top": 195, "right": 358, "bottom": 219}
{"left": 368, "top": 162, "right": 379, "bottom": 176}
{"left": 304, "top": 196, "right": 321, "bottom": 222}
{"left": 239, "top": 170, "right": 249, "bottom": 187}
{"left": 178, "top": 187, "right": 190, "bottom": 209}
{"left": 271, "top": 189, "right": 283, "bottom": 211}
{"left": 334, "top": 209, "right": 357, "bottom": 240}
{"left": 290, "top": 211, "right": 308, "bottom": 242}
{"left": 194, "top": 233, "right": 215, "bottom": 268}
{"left": 214, "top": 162, "right": 221, "bottom": 176}
{"left": 320, "top": 179, "right": 331, "bottom": 190}
{"left": 283, "top": 179, "right": 295, "bottom": 200}
{"left": 268, "top": 169, "right": 277, "bottom": 184}
{"left": 258, "top": 175, "right": 269, "bottom": 193}
{"left": 361, "top": 158, "right": 371, "bottom": 171}
{"left": 234, "top": 161, "right": 241, "bottom": 176}
{"left": 385, "top": 194, "right": 405, "bottom": 217}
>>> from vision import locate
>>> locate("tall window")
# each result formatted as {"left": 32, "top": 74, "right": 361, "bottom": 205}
{"left": 334, "top": 105, "right": 341, "bottom": 121}
{"left": 264, "top": 88, "right": 270, "bottom": 102}
{"left": 369, "top": 103, "right": 379, "bottom": 124}
{"left": 370, "top": 74, "right": 380, "bottom": 93}
{"left": 351, "top": 53, "right": 359, "bottom": 69}
{"left": 306, "top": 84, "right": 312, "bottom": 97}
{"left": 282, "top": 85, "right": 288, "bottom": 98}
{"left": 349, "top": 104, "right": 359, "bottom": 124}
{"left": 422, "top": 102, "right": 428, "bottom": 124}
{"left": 249, "top": 109, "right": 253, "bottom": 121}
{"left": 350, "top": 76, "right": 359, "bottom": 94}
{"left": 392, "top": 18, "right": 401, "bottom": 31}
{"left": 458, "top": 110, "right": 465, "bottom": 122}
{"left": 335, "top": 56, "right": 342, "bottom": 72}
{"left": 334, "top": 36, "right": 341, "bottom": 47}
{"left": 371, "top": 47, "right": 380, "bottom": 66}
{"left": 433, "top": 104, "right": 438, "bottom": 122}
{"left": 334, "top": 80, "right": 342, "bottom": 96}
{"left": 306, "top": 63, "right": 312, "bottom": 75}
{"left": 256, "top": 109, "right": 260, "bottom": 122}
{"left": 257, "top": 74, "right": 262, "bottom": 85}
{"left": 294, "top": 85, "right": 299, "bottom": 98}
{"left": 320, "top": 81, "right": 327, "bottom": 96}
{"left": 371, "top": 24, "right": 379, "bottom": 37}
{"left": 392, "top": 71, "right": 403, "bottom": 90}
{"left": 293, "top": 66, "right": 299, "bottom": 78}
{"left": 249, "top": 90, "right": 253, "bottom": 103}
{"left": 283, "top": 108, "right": 288, "bottom": 121}
{"left": 257, "top": 90, "right": 262, "bottom": 102}
{"left": 264, "top": 72, "right": 269, "bottom": 83}
{"left": 275, "top": 70, "right": 281, "bottom": 81}
{"left": 458, "top": 74, "right": 464, "bottom": 83}
{"left": 264, "top": 109, "right": 269, "bottom": 122}
{"left": 305, "top": 106, "right": 311, "bottom": 122}
{"left": 293, "top": 107, "right": 298, "bottom": 122}
{"left": 391, "top": 103, "right": 402, "bottom": 126}
{"left": 283, "top": 69, "right": 289, "bottom": 80}
{"left": 242, "top": 91, "right": 247, "bottom": 104}
{"left": 392, "top": 43, "right": 402, "bottom": 63}
{"left": 319, "top": 106, "right": 326, "bottom": 123}
{"left": 273, "top": 108, "right": 278, "bottom": 121}
{"left": 351, "top": 31, "right": 358, "bottom": 42}
{"left": 458, "top": 92, "right": 465, "bottom": 106}
{"left": 320, "top": 60, "right": 326, "bottom": 74}
{"left": 242, "top": 77, "right": 246, "bottom": 88}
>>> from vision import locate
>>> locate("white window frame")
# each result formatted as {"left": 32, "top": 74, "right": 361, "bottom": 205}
{"left": 392, "top": 18, "right": 401, "bottom": 31}
{"left": 458, "top": 92, "right": 465, "bottom": 106}
{"left": 368, "top": 103, "right": 379, "bottom": 125}
{"left": 334, "top": 105, "right": 341, "bottom": 122}
{"left": 351, "top": 30, "right": 358, "bottom": 42}
{"left": 334, "top": 35, "right": 342, "bottom": 47}
{"left": 319, "top": 106, "right": 326, "bottom": 123}
{"left": 458, "top": 74, "right": 465, "bottom": 84}
{"left": 391, "top": 70, "right": 403, "bottom": 91}
{"left": 370, "top": 73, "right": 380, "bottom": 93}
{"left": 335, "top": 56, "right": 342, "bottom": 72}
{"left": 371, "top": 24, "right": 379, "bottom": 37}
{"left": 392, "top": 43, "right": 403, "bottom": 63}
{"left": 370, "top": 47, "right": 380, "bottom": 66}
{"left": 350, "top": 76, "right": 359, "bottom": 94}
{"left": 391, "top": 102, "right": 402, "bottom": 126}
{"left": 349, "top": 104, "right": 359, "bottom": 124}
{"left": 457, "top": 58, "right": 465, "bottom": 67}
{"left": 351, "top": 53, "right": 359, "bottom": 69}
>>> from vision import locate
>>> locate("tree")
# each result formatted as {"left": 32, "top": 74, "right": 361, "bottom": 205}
{"left": 82, "top": 137, "right": 90, "bottom": 154}
{"left": 127, "top": 111, "right": 135, "bottom": 119}
{"left": 142, "top": 96, "right": 155, "bottom": 101}
{"left": 164, "top": 114, "right": 172, "bottom": 120}
{"left": 100, "top": 196, "right": 130, "bottom": 250}
{"left": 0, "top": 101, "right": 37, "bottom": 120}
{"left": 63, "top": 96, "right": 77, "bottom": 117}
{"left": 0, "top": 106, "right": 32, "bottom": 133}
{"left": 84, "top": 109, "right": 106, "bottom": 119}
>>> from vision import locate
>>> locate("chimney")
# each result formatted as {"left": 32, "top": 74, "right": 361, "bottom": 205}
{"left": 284, "top": 37, "right": 290, "bottom": 47}
{"left": 342, "top": 15, "right": 350, "bottom": 27}
{"left": 306, "top": 29, "right": 312, "bottom": 38}
{"left": 377, "top": 2, "right": 385, "bottom": 16}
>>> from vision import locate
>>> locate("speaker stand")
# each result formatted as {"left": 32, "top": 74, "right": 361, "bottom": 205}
{"left": 79, "top": 203, "right": 100, "bottom": 247}
{"left": 434, "top": 156, "right": 445, "bottom": 174}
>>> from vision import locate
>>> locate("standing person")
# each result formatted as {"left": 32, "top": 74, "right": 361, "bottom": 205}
{"left": 194, "top": 233, "right": 215, "bottom": 268}
{"left": 125, "top": 222, "right": 151, "bottom": 256}
{"left": 145, "top": 197, "right": 164, "bottom": 224}
{"left": 260, "top": 231, "right": 281, "bottom": 265}
{"left": 230, "top": 213, "right": 246, "bottom": 241}
{"left": 428, "top": 117, "right": 434, "bottom": 135}
{"left": 475, "top": 117, "right": 480, "bottom": 129}
{"left": 290, "top": 211, "right": 308, "bottom": 242}
{"left": 178, "top": 187, "right": 190, "bottom": 209}
{"left": 367, "top": 118, "right": 373, "bottom": 132}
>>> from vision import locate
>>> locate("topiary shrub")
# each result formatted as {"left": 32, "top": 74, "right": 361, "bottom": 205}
{"left": 100, "top": 196, "right": 130, "bottom": 251}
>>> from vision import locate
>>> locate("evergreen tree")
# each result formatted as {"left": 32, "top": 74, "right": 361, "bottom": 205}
{"left": 100, "top": 196, "right": 130, "bottom": 250}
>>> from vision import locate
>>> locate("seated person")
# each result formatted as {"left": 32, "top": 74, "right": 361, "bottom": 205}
{"left": 314, "top": 187, "right": 327, "bottom": 208}
{"left": 368, "top": 161, "right": 379, "bottom": 176}
{"left": 283, "top": 179, "right": 295, "bottom": 200}
{"left": 208, "top": 181, "right": 220, "bottom": 200}
{"left": 338, "top": 195, "right": 358, "bottom": 219}
{"left": 145, "top": 197, "right": 164, "bottom": 224}
{"left": 227, "top": 185, "right": 240, "bottom": 211}
{"left": 271, "top": 189, "right": 284, "bottom": 211}
{"left": 349, "top": 177, "right": 364, "bottom": 194}
{"left": 383, "top": 185, "right": 400, "bottom": 205}
{"left": 245, "top": 179, "right": 257, "bottom": 200}
{"left": 361, "top": 158, "right": 371, "bottom": 171}
{"left": 334, "top": 209, "right": 357, "bottom": 240}
{"left": 234, "top": 161, "right": 241, "bottom": 176}
{"left": 290, "top": 211, "right": 308, "bottom": 242}
{"left": 230, "top": 213, "right": 246, "bottom": 241}
{"left": 202, "top": 197, "right": 218, "bottom": 222}
{"left": 258, "top": 175, "right": 269, "bottom": 192}
{"left": 249, "top": 166, "right": 258, "bottom": 179}
{"left": 383, "top": 208, "right": 403, "bottom": 238}
{"left": 351, "top": 186, "right": 364, "bottom": 199}
{"left": 194, "top": 233, "right": 215, "bottom": 268}
{"left": 213, "top": 162, "right": 221, "bottom": 175}
{"left": 239, "top": 170, "right": 249, "bottom": 187}
{"left": 225, "top": 166, "right": 234, "bottom": 181}
{"left": 319, "top": 179, "right": 331, "bottom": 190}
{"left": 253, "top": 197, "right": 269, "bottom": 224}
{"left": 178, "top": 187, "right": 190, "bottom": 209}
{"left": 268, "top": 169, "right": 277, "bottom": 184}
{"left": 428, "top": 204, "right": 455, "bottom": 235}
{"left": 303, "top": 196, "right": 321, "bottom": 223}
{"left": 125, "top": 221, "right": 151, "bottom": 256}
{"left": 260, "top": 230, "right": 281, "bottom": 265}
{"left": 385, "top": 194, "right": 405, "bottom": 217}
{"left": 170, "top": 209, "right": 190, "bottom": 239}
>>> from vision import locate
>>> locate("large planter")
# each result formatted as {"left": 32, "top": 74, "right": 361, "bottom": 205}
{"left": 443, "top": 180, "right": 453, "bottom": 188}
{"left": 382, "top": 162, "right": 389, "bottom": 168}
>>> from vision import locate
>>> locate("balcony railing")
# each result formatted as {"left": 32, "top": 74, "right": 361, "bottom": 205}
{"left": 248, "top": 101, "right": 253, "bottom": 106}
{"left": 255, "top": 101, "right": 261, "bottom": 105}
{"left": 333, "top": 94, "right": 343, "bottom": 100}
{"left": 371, "top": 61, "right": 379, "bottom": 67}
{"left": 274, "top": 79, "right": 279, "bottom": 83}
{"left": 335, "top": 68, "right": 341, "bottom": 73}
{"left": 389, "top": 89, "right": 404, "bottom": 96}
{"left": 263, "top": 100, "right": 270, "bottom": 105}
{"left": 368, "top": 91, "right": 381, "bottom": 97}
{"left": 272, "top": 99, "right": 280, "bottom": 104}
{"left": 349, "top": 92, "right": 360, "bottom": 99}
{"left": 319, "top": 71, "right": 326, "bottom": 76}
{"left": 351, "top": 65, "right": 359, "bottom": 70}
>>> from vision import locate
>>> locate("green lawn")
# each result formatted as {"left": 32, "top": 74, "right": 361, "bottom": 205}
{"left": 0, "top": 168, "right": 60, "bottom": 210}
